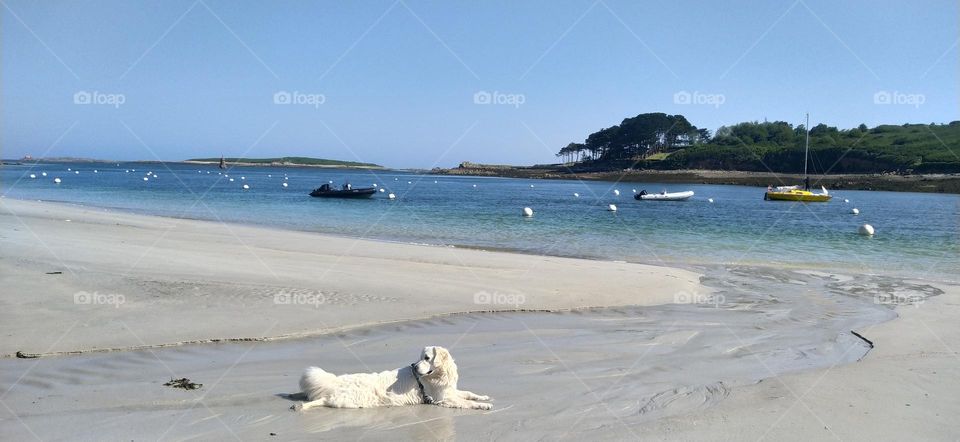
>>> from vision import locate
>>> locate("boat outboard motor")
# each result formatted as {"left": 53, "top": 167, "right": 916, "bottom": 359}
{"left": 634, "top": 190, "right": 647, "bottom": 200}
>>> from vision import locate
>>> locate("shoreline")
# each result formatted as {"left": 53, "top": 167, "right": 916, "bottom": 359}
{"left": 10, "top": 195, "right": 943, "bottom": 282}
{"left": 8, "top": 159, "right": 959, "bottom": 193}
{"left": 431, "top": 166, "right": 960, "bottom": 194}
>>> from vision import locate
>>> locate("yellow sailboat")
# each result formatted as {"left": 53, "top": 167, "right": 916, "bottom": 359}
{"left": 764, "top": 114, "right": 832, "bottom": 202}
{"left": 764, "top": 187, "right": 831, "bottom": 202}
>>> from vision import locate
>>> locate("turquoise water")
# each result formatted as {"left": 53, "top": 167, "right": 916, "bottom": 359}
{"left": 2, "top": 162, "right": 957, "bottom": 277}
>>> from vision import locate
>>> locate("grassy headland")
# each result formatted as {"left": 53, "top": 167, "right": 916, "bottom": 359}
{"left": 431, "top": 113, "right": 960, "bottom": 193}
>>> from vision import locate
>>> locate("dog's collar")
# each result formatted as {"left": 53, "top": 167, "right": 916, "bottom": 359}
{"left": 410, "top": 363, "right": 434, "bottom": 405}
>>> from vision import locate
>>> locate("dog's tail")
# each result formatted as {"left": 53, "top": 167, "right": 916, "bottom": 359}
{"left": 299, "top": 366, "right": 338, "bottom": 401}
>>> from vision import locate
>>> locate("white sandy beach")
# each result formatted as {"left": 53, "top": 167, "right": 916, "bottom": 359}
{"left": 0, "top": 198, "right": 703, "bottom": 357}
{"left": 1, "top": 198, "right": 957, "bottom": 440}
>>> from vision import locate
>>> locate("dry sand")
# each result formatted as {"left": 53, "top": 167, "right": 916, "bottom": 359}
{"left": 1, "top": 198, "right": 957, "bottom": 440}
{"left": 0, "top": 198, "right": 702, "bottom": 356}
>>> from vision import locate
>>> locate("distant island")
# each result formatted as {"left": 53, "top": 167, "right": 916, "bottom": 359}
{"left": 184, "top": 157, "right": 384, "bottom": 169}
{"left": 431, "top": 113, "right": 960, "bottom": 193}
{"left": 9, "top": 156, "right": 386, "bottom": 169}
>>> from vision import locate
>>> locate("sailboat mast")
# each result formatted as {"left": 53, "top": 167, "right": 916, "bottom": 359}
{"left": 803, "top": 113, "right": 809, "bottom": 178}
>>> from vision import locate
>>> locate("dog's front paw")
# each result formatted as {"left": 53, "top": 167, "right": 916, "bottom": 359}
{"left": 291, "top": 403, "right": 304, "bottom": 412}
{"left": 473, "top": 402, "right": 493, "bottom": 410}
{"left": 476, "top": 395, "right": 491, "bottom": 401}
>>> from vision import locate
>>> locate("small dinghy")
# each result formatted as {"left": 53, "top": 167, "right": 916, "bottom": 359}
{"left": 310, "top": 183, "right": 376, "bottom": 198}
{"left": 634, "top": 189, "right": 694, "bottom": 201}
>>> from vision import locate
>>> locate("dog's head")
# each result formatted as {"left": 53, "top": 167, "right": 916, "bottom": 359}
{"left": 413, "top": 346, "right": 458, "bottom": 386}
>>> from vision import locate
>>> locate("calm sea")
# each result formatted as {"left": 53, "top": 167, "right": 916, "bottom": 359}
{"left": 2, "top": 161, "right": 956, "bottom": 278}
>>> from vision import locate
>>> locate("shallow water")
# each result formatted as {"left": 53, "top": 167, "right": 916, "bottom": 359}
{"left": 0, "top": 266, "right": 939, "bottom": 440}
{"left": 2, "top": 162, "right": 957, "bottom": 278}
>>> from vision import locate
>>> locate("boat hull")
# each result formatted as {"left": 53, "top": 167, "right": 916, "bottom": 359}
{"left": 309, "top": 188, "right": 377, "bottom": 198}
{"left": 635, "top": 190, "right": 695, "bottom": 201}
{"left": 764, "top": 190, "right": 831, "bottom": 202}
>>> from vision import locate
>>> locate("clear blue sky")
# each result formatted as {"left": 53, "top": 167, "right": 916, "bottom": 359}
{"left": 3, "top": 0, "right": 957, "bottom": 168}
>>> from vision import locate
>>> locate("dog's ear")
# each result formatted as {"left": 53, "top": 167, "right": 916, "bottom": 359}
{"left": 433, "top": 347, "right": 458, "bottom": 385}
{"left": 434, "top": 347, "right": 452, "bottom": 364}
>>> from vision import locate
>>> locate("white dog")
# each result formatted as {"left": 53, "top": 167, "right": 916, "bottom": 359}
{"left": 294, "top": 346, "right": 492, "bottom": 410}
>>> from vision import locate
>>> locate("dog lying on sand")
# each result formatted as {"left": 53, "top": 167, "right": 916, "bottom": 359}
{"left": 294, "top": 346, "right": 492, "bottom": 410}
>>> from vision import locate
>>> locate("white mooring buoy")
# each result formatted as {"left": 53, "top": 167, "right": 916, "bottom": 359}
{"left": 607, "top": 204, "right": 617, "bottom": 212}
{"left": 522, "top": 207, "right": 534, "bottom": 217}
{"left": 858, "top": 224, "right": 875, "bottom": 236}
{"left": 851, "top": 208, "right": 860, "bottom": 215}
{"left": 613, "top": 189, "right": 620, "bottom": 196}
{"left": 388, "top": 193, "right": 396, "bottom": 200}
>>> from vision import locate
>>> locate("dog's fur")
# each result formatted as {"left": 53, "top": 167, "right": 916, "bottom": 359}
{"left": 294, "top": 346, "right": 492, "bottom": 410}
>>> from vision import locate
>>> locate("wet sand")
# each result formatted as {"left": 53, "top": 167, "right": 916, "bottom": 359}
{"left": 1, "top": 198, "right": 957, "bottom": 440}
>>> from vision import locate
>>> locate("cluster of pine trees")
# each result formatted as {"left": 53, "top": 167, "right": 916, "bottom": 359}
{"left": 557, "top": 113, "right": 960, "bottom": 174}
